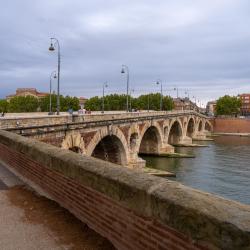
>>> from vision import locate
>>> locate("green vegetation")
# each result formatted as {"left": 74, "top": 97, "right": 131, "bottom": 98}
{"left": 85, "top": 93, "right": 174, "bottom": 111}
{"left": 216, "top": 95, "right": 241, "bottom": 116}
{"left": 39, "top": 95, "right": 79, "bottom": 112}
{"left": 1, "top": 95, "right": 79, "bottom": 113}
{"left": 8, "top": 96, "right": 39, "bottom": 112}
{"left": 0, "top": 99, "right": 9, "bottom": 113}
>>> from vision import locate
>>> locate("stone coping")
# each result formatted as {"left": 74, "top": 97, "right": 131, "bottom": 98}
{"left": 0, "top": 129, "right": 249, "bottom": 249}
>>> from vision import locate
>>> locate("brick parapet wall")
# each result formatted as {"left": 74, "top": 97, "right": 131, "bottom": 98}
{"left": 213, "top": 118, "right": 250, "bottom": 133}
{"left": 0, "top": 130, "right": 249, "bottom": 249}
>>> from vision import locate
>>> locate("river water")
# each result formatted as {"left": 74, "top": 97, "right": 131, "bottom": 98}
{"left": 142, "top": 136, "right": 250, "bottom": 205}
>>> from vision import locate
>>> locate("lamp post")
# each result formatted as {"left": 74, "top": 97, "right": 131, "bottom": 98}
{"left": 174, "top": 87, "right": 179, "bottom": 98}
{"left": 49, "top": 38, "right": 61, "bottom": 115}
{"left": 49, "top": 71, "right": 57, "bottom": 114}
{"left": 129, "top": 89, "right": 134, "bottom": 112}
{"left": 156, "top": 80, "right": 163, "bottom": 111}
{"left": 121, "top": 65, "right": 129, "bottom": 112}
{"left": 147, "top": 94, "right": 150, "bottom": 112}
{"left": 102, "top": 82, "right": 108, "bottom": 113}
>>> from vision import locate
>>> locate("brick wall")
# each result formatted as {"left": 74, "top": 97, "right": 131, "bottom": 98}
{"left": 213, "top": 118, "right": 250, "bottom": 133}
{"left": 0, "top": 130, "right": 249, "bottom": 250}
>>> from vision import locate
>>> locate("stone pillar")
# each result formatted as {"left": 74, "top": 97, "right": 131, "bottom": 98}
{"left": 179, "top": 136, "right": 192, "bottom": 144}
{"left": 128, "top": 157, "right": 146, "bottom": 169}
{"left": 159, "top": 143, "right": 175, "bottom": 154}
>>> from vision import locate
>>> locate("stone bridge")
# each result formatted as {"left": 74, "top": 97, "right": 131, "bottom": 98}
{"left": 3, "top": 111, "right": 213, "bottom": 168}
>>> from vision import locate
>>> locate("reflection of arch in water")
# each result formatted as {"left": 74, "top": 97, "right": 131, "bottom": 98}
{"left": 139, "top": 126, "right": 162, "bottom": 154}
{"left": 168, "top": 121, "right": 183, "bottom": 145}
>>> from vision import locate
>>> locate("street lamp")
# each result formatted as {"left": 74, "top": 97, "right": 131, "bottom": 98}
{"left": 174, "top": 87, "right": 179, "bottom": 98}
{"left": 129, "top": 89, "right": 134, "bottom": 111}
{"left": 121, "top": 65, "right": 129, "bottom": 112}
{"left": 156, "top": 80, "right": 163, "bottom": 111}
{"left": 102, "top": 82, "right": 108, "bottom": 113}
{"left": 147, "top": 94, "right": 150, "bottom": 112}
{"left": 49, "top": 38, "right": 61, "bottom": 115}
{"left": 49, "top": 71, "right": 57, "bottom": 114}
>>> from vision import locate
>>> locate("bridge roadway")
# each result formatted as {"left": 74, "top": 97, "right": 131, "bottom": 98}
{"left": 2, "top": 111, "right": 213, "bottom": 168}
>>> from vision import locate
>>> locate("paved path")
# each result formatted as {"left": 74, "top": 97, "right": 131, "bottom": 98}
{"left": 0, "top": 191, "right": 64, "bottom": 250}
{"left": 0, "top": 163, "right": 64, "bottom": 249}
{"left": 0, "top": 163, "right": 114, "bottom": 250}
{"left": 0, "top": 162, "right": 23, "bottom": 189}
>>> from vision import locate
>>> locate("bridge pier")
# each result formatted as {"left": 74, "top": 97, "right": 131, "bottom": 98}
{"left": 128, "top": 157, "right": 146, "bottom": 169}
{"left": 192, "top": 131, "right": 207, "bottom": 140}
{"left": 179, "top": 136, "right": 192, "bottom": 144}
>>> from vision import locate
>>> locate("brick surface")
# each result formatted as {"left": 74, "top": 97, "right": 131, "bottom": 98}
{"left": 0, "top": 142, "right": 206, "bottom": 250}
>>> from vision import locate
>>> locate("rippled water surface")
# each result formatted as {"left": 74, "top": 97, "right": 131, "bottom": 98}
{"left": 142, "top": 136, "right": 250, "bottom": 204}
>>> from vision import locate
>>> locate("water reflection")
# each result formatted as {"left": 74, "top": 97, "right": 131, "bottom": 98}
{"left": 142, "top": 136, "right": 250, "bottom": 204}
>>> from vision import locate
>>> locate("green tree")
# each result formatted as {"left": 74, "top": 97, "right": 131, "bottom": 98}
{"left": 0, "top": 99, "right": 9, "bottom": 113}
{"left": 40, "top": 95, "right": 80, "bottom": 112}
{"left": 39, "top": 94, "right": 57, "bottom": 112}
{"left": 8, "top": 96, "right": 39, "bottom": 112}
{"left": 84, "top": 93, "right": 174, "bottom": 111}
{"left": 134, "top": 93, "right": 174, "bottom": 111}
{"left": 216, "top": 95, "right": 241, "bottom": 116}
{"left": 85, "top": 96, "right": 102, "bottom": 111}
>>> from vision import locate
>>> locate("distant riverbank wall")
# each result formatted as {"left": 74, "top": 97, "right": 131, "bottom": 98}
{"left": 0, "top": 130, "right": 250, "bottom": 249}
{"left": 213, "top": 117, "right": 250, "bottom": 133}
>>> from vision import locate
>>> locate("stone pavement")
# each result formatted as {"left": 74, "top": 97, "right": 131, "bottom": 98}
{"left": 0, "top": 162, "right": 114, "bottom": 250}
{"left": 0, "top": 161, "right": 23, "bottom": 189}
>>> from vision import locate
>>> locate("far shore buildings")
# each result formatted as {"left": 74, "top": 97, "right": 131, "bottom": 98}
{"left": 79, "top": 97, "right": 88, "bottom": 109}
{"left": 6, "top": 88, "right": 88, "bottom": 110}
{"left": 6, "top": 88, "right": 49, "bottom": 102}
{"left": 238, "top": 93, "right": 250, "bottom": 116}
{"left": 206, "top": 101, "right": 217, "bottom": 116}
{"left": 173, "top": 97, "right": 199, "bottom": 112}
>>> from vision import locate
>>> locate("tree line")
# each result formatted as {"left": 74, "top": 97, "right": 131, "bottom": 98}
{"left": 0, "top": 95, "right": 79, "bottom": 113}
{"left": 84, "top": 93, "right": 174, "bottom": 111}
{"left": 216, "top": 95, "right": 241, "bottom": 116}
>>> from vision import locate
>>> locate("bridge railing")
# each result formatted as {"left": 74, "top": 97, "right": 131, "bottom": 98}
{"left": 0, "top": 129, "right": 249, "bottom": 250}
{"left": 1, "top": 110, "right": 207, "bottom": 133}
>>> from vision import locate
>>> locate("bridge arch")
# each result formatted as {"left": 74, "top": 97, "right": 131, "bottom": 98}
{"left": 168, "top": 120, "right": 183, "bottom": 145}
{"left": 61, "top": 131, "right": 85, "bottom": 154}
{"left": 198, "top": 120, "right": 203, "bottom": 132}
{"left": 86, "top": 127, "right": 129, "bottom": 166}
{"left": 205, "top": 121, "right": 213, "bottom": 132}
{"left": 139, "top": 124, "right": 163, "bottom": 154}
{"left": 186, "top": 117, "right": 195, "bottom": 138}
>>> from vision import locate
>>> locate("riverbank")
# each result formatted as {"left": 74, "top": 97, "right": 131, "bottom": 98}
{"left": 212, "top": 132, "right": 250, "bottom": 137}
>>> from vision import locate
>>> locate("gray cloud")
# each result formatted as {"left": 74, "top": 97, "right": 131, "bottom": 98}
{"left": 1, "top": 0, "right": 250, "bottom": 106}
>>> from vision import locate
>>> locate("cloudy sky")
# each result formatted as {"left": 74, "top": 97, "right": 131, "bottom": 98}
{"left": 1, "top": 0, "right": 250, "bottom": 106}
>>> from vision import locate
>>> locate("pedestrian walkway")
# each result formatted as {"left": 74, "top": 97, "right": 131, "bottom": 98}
{"left": 0, "top": 161, "right": 23, "bottom": 188}
{"left": 0, "top": 162, "right": 115, "bottom": 250}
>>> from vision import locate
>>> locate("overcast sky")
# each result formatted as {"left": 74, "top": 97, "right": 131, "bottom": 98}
{"left": 1, "top": 0, "right": 250, "bottom": 106}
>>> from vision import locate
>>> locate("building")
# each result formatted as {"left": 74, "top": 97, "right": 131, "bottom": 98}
{"left": 79, "top": 97, "right": 88, "bottom": 109}
{"left": 173, "top": 97, "right": 199, "bottom": 112}
{"left": 239, "top": 93, "right": 250, "bottom": 116}
{"left": 6, "top": 88, "right": 49, "bottom": 102}
{"left": 206, "top": 101, "right": 217, "bottom": 116}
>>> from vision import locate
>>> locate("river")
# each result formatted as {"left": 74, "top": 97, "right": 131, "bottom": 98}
{"left": 142, "top": 136, "right": 250, "bottom": 205}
